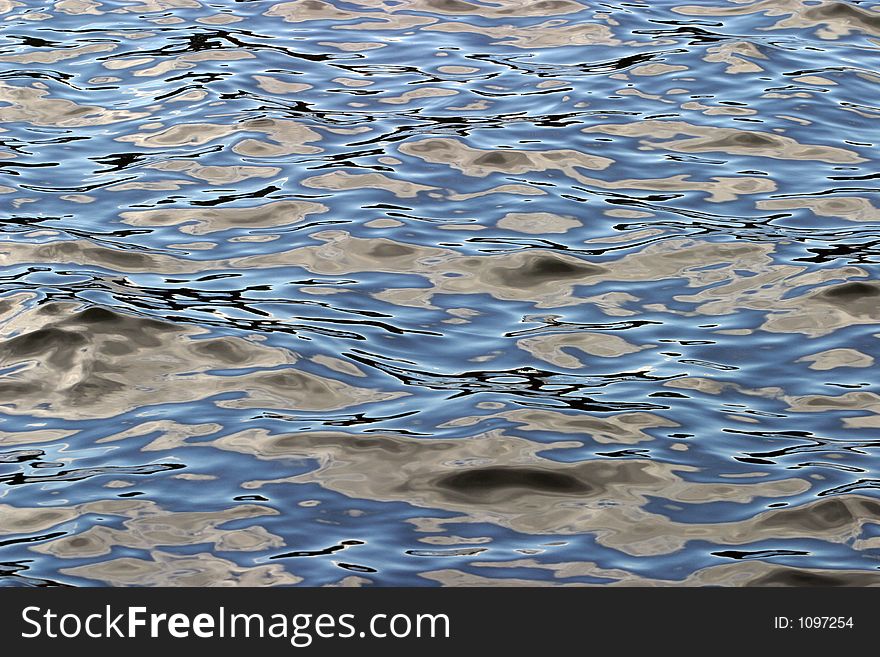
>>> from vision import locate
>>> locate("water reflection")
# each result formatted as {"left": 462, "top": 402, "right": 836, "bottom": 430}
{"left": 0, "top": 0, "right": 878, "bottom": 587}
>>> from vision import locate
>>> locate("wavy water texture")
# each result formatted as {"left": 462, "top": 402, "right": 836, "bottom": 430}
{"left": 0, "top": 0, "right": 878, "bottom": 587}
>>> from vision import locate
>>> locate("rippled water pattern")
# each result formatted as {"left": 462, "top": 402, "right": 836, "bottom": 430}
{"left": 0, "top": 0, "right": 879, "bottom": 587}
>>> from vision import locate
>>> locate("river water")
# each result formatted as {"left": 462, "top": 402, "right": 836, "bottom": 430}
{"left": 0, "top": 0, "right": 879, "bottom": 586}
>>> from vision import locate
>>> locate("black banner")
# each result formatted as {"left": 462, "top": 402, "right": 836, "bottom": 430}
{"left": 0, "top": 587, "right": 873, "bottom": 653}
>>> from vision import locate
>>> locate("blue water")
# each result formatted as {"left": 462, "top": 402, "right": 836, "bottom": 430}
{"left": 0, "top": 0, "right": 879, "bottom": 586}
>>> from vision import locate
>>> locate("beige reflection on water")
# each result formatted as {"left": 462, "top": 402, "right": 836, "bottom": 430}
{"left": 0, "top": 300, "right": 401, "bottom": 419}
{"left": 421, "top": 560, "right": 880, "bottom": 586}
{"left": 515, "top": 331, "right": 650, "bottom": 368}
{"left": 302, "top": 171, "right": 438, "bottom": 198}
{"left": 496, "top": 212, "right": 582, "bottom": 234}
{"left": 672, "top": 1, "right": 880, "bottom": 40}
{"left": 116, "top": 118, "right": 324, "bottom": 156}
{"left": 796, "top": 348, "right": 875, "bottom": 370}
{"left": 439, "top": 408, "right": 678, "bottom": 445}
{"left": 32, "top": 503, "right": 283, "bottom": 558}
{"left": 0, "top": 81, "right": 147, "bottom": 127}
{"left": 118, "top": 425, "right": 870, "bottom": 557}
{"left": 4, "top": 232, "right": 877, "bottom": 342}
{"left": 400, "top": 136, "right": 775, "bottom": 201}
{"left": 61, "top": 550, "right": 301, "bottom": 586}
{"left": 757, "top": 196, "right": 880, "bottom": 222}
{"left": 120, "top": 200, "right": 328, "bottom": 235}
{"left": 582, "top": 120, "right": 865, "bottom": 164}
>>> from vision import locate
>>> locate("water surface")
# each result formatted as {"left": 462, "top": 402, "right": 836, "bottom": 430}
{"left": 1, "top": 0, "right": 879, "bottom": 586}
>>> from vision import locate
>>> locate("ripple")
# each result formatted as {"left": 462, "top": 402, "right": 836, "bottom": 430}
{"left": 0, "top": 0, "right": 878, "bottom": 587}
